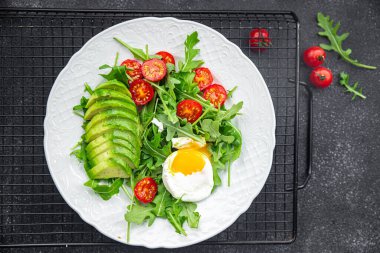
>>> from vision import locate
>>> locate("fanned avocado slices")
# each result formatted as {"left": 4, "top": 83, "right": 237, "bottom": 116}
{"left": 85, "top": 118, "right": 139, "bottom": 143}
{"left": 84, "top": 99, "right": 137, "bottom": 121}
{"left": 81, "top": 78, "right": 141, "bottom": 180}
{"left": 85, "top": 108, "right": 138, "bottom": 132}
{"left": 88, "top": 158, "right": 130, "bottom": 179}
{"left": 89, "top": 146, "right": 139, "bottom": 169}
{"left": 86, "top": 129, "right": 141, "bottom": 152}
{"left": 94, "top": 79, "right": 131, "bottom": 95}
{"left": 87, "top": 141, "right": 139, "bottom": 162}
{"left": 86, "top": 89, "right": 134, "bottom": 108}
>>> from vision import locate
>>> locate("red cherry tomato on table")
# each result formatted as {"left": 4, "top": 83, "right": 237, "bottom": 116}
{"left": 176, "top": 99, "right": 203, "bottom": 123}
{"left": 309, "top": 67, "right": 333, "bottom": 88}
{"left": 120, "top": 59, "right": 143, "bottom": 83}
{"left": 156, "top": 51, "right": 175, "bottom": 65}
{"left": 134, "top": 177, "right": 158, "bottom": 204}
{"left": 141, "top": 59, "right": 167, "bottom": 82}
{"left": 203, "top": 84, "right": 227, "bottom": 108}
{"left": 303, "top": 46, "right": 326, "bottom": 67}
{"left": 194, "top": 67, "right": 213, "bottom": 91}
{"left": 249, "top": 28, "right": 271, "bottom": 51}
{"left": 129, "top": 79, "right": 155, "bottom": 105}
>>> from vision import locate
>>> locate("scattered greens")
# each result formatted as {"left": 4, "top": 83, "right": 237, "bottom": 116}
{"left": 72, "top": 31, "right": 243, "bottom": 239}
{"left": 317, "top": 12, "right": 376, "bottom": 70}
{"left": 339, "top": 72, "right": 366, "bottom": 100}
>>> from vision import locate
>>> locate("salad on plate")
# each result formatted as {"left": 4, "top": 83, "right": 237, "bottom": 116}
{"left": 71, "top": 31, "right": 243, "bottom": 239}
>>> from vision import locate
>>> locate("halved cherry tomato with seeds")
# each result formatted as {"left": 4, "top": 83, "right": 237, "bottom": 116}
{"left": 129, "top": 79, "right": 155, "bottom": 105}
{"left": 194, "top": 67, "right": 213, "bottom": 91}
{"left": 120, "top": 59, "right": 143, "bottom": 83}
{"left": 141, "top": 59, "right": 167, "bottom": 82}
{"left": 249, "top": 28, "right": 271, "bottom": 52}
{"left": 134, "top": 177, "right": 158, "bottom": 204}
{"left": 203, "top": 84, "right": 227, "bottom": 108}
{"left": 176, "top": 99, "right": 203, "bottom": 123}
{"left": 156, "top": 51, "right": 175, "bottom": 65}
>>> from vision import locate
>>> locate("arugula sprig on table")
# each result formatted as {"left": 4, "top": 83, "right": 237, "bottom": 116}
{"left": 339, "top": 72, "right": 366, "bottom": 100}
{"left": 317, "top": 12, "right": 376, "bottom": 70}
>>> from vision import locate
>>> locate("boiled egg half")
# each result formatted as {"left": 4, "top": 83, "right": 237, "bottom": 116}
{"left": 162, "top": 137, "right": 213, "bottom": 202}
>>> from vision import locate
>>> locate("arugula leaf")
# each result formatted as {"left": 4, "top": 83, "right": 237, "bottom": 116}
{"left": 99, "top": 64, "right": 131, "bottom": 85}
{"left": 179, "top": 202, "right": 200, "bottom": 228}
{"left": 217, "top": 101, "right": 243, "bottom": 121}
{"left": 317, "top": 12, "right": 376, "bottom": 70}
{"left": 339, "top": 72, "right": 366, "bottom": 100}
{"left": 178, "top": 32, "right": 204, "bottom": 72}
{"left": 157, "top": 114, "right": 205, "bottom": 144}
{"left": 140, "top": 97, "right": 156, "bottom": 129}
{"left": 148, "top": 81, "right": 178, "bottom": 124}
{"left": 201, "top": 119, "right": 221, "bottom": 140}
{"left": 227, "top": 86, "right": 238, "bottom": 98}
{"left": 114, "top": 37, "right": 149, "bottom": 61}
{"left": 142, "top": 125, "right": 171, "bottom": 161}
{"left": 84, "top": 82, "right": 93, "bottom": 95}
{"left": 219, "top": 121, "right": 242, "bottom": 163}
{"left": 152, "top": 185, "right": 172, "bottom": 217}
{"left": 125, "top": 203, "right": 156, "bottom": 226}
{"left": 70, "top": 137, "right": 91, "bottom": 174}
{"left": 72, "top": 96, "right": 89, "bottom": 117}
{"left": 84, "top": 179, "right": 124, "bottom": 200}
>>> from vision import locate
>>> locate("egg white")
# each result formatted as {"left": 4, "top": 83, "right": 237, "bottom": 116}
{"left": 162, "top": 150, "right": 213, "bottom": 202}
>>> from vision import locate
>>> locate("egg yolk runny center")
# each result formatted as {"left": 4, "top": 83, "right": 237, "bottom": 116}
{"left": 171, "top": 150, "right": 206, "bottom": 175}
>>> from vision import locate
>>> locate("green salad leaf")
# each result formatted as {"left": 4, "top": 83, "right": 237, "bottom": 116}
{"left": 72, "top": 96, "right": 89, "bottom": 117}
{"left": 157, "top": 114, "right": 205, "bottom": 144}
{"left": 125, "top": 203, "right": 156, "bottom": 226}
{"left": 84, "top": 179, "right": 124, "bottom": 201}
{"left": 113, "top": 37, "right": 149, "bottom": 61}
{"left": 317, "top": 12, "right": 376, "bottom": 70}
{"left": 178, "top": 32, "right": 204, "bottom": 72}
{"left": 99, "top": 64, "right": 132, "bottom": 85}
{"left": 339, "top": 72, "right": 366, "bottom": 100}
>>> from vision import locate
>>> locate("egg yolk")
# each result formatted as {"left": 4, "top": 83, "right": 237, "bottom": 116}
{"left": 178, "top": 142, "right": 211, "bottom": 159}
{"left": 171, "top": 150, "right": 206, "bottom": 175}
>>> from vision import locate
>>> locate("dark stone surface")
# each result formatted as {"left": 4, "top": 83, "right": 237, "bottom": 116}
{"left": 1, "top": 0, "right": 379, "bottom": 252}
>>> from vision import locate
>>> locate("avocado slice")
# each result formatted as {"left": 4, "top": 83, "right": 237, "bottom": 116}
{"left": 89, "top": 146, "right": 139, "bottom": 169}
{"left": 88, "top": 158, "right": 130, "bottom": 179}
{"left": 94, "top": 79, "right": 131, "bottom": 95}
{"left": 85, "top": 109, "right": 138, "bottom": 132}
{"left": 87, "top": 141, "right": 139, "bottom": 162}
{"left": 84, "top": 99, "right": 137, "bottom": 121}
{"left": 86, "top": 129, "right": 141, "bottom": 152}
{"left": 86, "top": 89, "right": 134, "bottom": 108}
{"left": 85, "top": 118, "right": 139, "bottom": 143}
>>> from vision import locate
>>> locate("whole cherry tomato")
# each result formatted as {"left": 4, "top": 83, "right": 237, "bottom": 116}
{"left": 303, "top": 46, "right": 326, "bottom": 67}
{"left": 309, "top": 67, "right": 333, "bottom": 88}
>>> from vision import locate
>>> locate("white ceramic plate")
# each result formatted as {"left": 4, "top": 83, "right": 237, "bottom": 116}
{"left": 44, "top": 17, "right": 275, "bottom": 249}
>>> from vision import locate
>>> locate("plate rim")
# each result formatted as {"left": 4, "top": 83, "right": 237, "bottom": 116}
{"left": 44, "top": 16, "right": 276, "bottom": 248}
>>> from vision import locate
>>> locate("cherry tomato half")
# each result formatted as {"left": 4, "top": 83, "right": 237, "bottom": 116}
{"left": 141, "top": 59, "right": 167, "bottom": 82}
{"left": 156, "top": 51, "right": 175, "bottom": 65}
{"left": 203, "top": 84, "right": 227, "bottom": 108}
{"left": 176, "top": 99, "right": 203, "bottom": 123}
{"left": 309, "top": 67, "right": 333, "bottom": 88}
{"left": 129, "top": 79, "right": 155, "bottom": 105}
{"left": 120, "top": 59, "right": 143, "bottom": 83}
{"left": 194, "top": 67, "right": 213, "bottom": 91}
{"left": 249, "top": 28, "right": 271, "bottom": 52}
{"left": 134, "top": 177, "right": 158, "bottom": 204}
{"left": 303, "top": 46, "right": 326, "bottom": 68}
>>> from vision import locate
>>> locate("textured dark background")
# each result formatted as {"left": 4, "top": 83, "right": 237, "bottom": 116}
{"left": 1, "top": 0, "right": 379, "bottom": 253}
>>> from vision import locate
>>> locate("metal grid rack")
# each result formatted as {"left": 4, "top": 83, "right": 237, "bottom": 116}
{"left": 0, "top": 8, "right": 307, "bottom": 247}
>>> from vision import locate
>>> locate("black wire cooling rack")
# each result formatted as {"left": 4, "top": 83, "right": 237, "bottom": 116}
{"left": 0, "top": 8, "right": 312, "bottom": 247}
